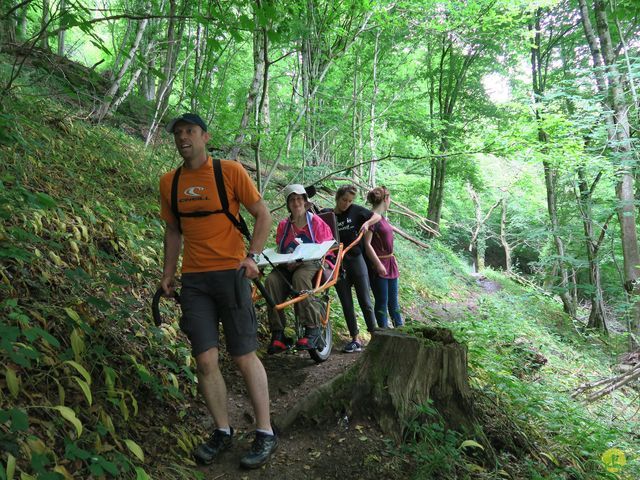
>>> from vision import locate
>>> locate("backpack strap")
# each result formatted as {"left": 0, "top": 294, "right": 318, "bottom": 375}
{"left": 170, "top": 166, "right": 183, "bottom": 233}
{"left": 212, "top": 158, "right": 252, "bottom": 241}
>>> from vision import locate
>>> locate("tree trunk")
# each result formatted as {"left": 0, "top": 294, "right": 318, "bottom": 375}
{"left": 17, "top": 5, "right": 28, "bottom": 42}
{"left": 57, "top": 0, "right": 66, "bottom": 56}
{"left": 190, "top": 21, "right": 205, "bottom": 112}
{"left": 368, "top": 30, "right": 380, "bottom": 187}
{"left": 145, "top": 0, "right": 185, "bottom": 146}
{"left": 110, "top": 67, "right": 142, "bottom": 113}
{"left": 109, "top": 20, "right": 134, "bottom": 82}
{"left": 261, "top": 10, "right": 374, "bottom": 191}
{"left": 0, "top": 2, "right": 17, "bottom": 45}
{"left": 500, "top": 198, "right": 512, "bottom": 273}
{"left": 530, "top": 9, "right": 576, "bottom": 317}
{"left": 351, "top": 50, "right": 361, "bottom": 172}
{"left": 542, "top": 160, "right": 576, "bottom": 317}
{"left": 253, "top": 18, "right": 271, "bottom": 192}
{"left": 137, "top": 31, "right": 158, "bottom": 102}
{"left": 468, "top": 184, "right": 484, "bottom": 271}
{"left": 593, "top": 0, "right": 640, "bottom": 345}
{"left": 40, "top": 0, "right": 50, "bottom": 51}
{"left": 576, "top": 167, "right": 608, "bottom": 332}
{"left": 425, "top": 33, "right": 478, "bottom": 235}
{"left": 230, "top": 6, "right": 266, "bottom": 161}
{"left": 468, "top": 184, "right": 502, "bottom": 273}
{"left": 427, "top": 156, "right": 446, "bottom": 235}
{"left": 94, "top": 18, "right": 149, "bottom": 122}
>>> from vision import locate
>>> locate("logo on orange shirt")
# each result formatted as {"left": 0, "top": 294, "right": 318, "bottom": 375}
{"left": 184, "top": 186, "right": 206, "bottom": 197}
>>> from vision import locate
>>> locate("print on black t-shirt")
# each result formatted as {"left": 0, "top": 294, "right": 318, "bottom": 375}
{"left": 335, "top": 204, "right": 373, "bottom": 256}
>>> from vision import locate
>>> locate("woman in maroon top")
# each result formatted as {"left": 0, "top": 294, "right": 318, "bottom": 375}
{"left": 364, "top": 186, "right": 403, "bottom": 328}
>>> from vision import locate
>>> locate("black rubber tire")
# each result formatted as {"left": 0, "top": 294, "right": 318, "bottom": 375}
{"left": 308, "top": 296, "right": 332, "bottom": 363}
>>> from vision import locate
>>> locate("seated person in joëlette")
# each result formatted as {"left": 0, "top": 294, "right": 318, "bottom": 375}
{"left": 265, "top": 184, "right": 335, "bottom": 354}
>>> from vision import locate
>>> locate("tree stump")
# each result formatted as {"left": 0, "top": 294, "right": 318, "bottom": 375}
{"left": 276, "top": 325, "right": 476, "bottom": 444}
{"left": 347, "top": 326, "right": 475, "bottom": 442}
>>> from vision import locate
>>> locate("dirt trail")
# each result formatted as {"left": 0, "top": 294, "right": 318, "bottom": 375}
{"left": 191, "top": 346, "right": 409, "bottom": 479}
{"left": 189, "top": 275, "right": 501, "bottom": 479}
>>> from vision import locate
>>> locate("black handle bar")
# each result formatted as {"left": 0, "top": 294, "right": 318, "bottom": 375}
{"left": 237, "top": 267, "right": 276, "bottom": 309}
{"left": 152, "top": 288, "right": 180, "bottom": 326}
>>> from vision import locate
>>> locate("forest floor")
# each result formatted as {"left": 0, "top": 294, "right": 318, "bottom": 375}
{"left": 183, "top": 273, "right": 501, "bottom": 480}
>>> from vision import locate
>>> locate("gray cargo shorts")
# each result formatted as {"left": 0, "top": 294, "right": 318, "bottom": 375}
{"left": 179, "top": 269, "right": 258, "bottom": 357}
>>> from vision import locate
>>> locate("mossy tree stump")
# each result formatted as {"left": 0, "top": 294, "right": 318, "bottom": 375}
{"left": 277, "top": 325, "right": 476, "bottom": 444}
{"left": 347, "top": 326, "right": 474, "bottom": 442}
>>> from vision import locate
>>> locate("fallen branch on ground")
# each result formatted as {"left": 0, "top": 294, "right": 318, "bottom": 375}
{"left": 572, "top": 364, "right": 640, "bottom": 402}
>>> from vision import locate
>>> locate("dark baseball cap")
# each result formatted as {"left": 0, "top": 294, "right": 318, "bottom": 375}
{"left": 165, "top": 113, "right": 208, "bottom": 133}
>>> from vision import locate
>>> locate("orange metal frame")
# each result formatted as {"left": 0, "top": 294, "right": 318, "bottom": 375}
{"left": 254, "top": 230, "right": 365, "bottom": 323}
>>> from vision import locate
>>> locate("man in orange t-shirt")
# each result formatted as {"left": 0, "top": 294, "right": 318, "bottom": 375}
{"left": 159, "top": 113, "right": 276, "bottom": 469}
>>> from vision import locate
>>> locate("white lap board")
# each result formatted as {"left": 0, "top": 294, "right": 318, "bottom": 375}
{"left": 256, "top": 240, "right": 336, "bottom": 267}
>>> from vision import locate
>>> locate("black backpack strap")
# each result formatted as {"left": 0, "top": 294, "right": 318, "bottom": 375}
{"left": 212, "top": 158, "right": 252, "bottom": 241}
{"left": 170, "top": 166, "right": 183, "bottom": 233}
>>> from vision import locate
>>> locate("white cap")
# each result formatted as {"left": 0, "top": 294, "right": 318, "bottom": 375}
{"left": 282, "top": 184, "right": 307, "bottom": 202}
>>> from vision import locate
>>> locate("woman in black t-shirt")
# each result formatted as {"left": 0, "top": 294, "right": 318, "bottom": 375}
{"left": 333, "top": 185, "right": 381, "bottom": 352}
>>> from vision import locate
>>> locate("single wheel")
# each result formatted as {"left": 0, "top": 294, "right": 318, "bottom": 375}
{"left": 308, "top": 295, "right": 332, "bottom": 363}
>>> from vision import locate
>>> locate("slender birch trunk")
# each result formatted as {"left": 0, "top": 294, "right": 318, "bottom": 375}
{"left": 368, "top": 30, "right": 380, "bottom": 187}
{"left": 94, "top": 17, "right": 149, "bottom": 122}
{"left": 56, "top": 0, "right": 66, "bottom": 56}
{"left": 230, "top": 8, "right": 266, "bottom": 160}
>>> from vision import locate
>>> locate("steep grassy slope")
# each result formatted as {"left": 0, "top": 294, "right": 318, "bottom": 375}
{"left": 395, "top": 241, "right": 640, "bottom": 478}
{"left": 0, "top": 91, "right": 199, "bottom": 479}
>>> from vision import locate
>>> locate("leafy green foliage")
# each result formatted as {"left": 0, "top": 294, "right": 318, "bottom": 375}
{"left": 394, "top": 247, "right": 639, "bottom": 479}
{"left": 0, "top": 94, "right": 199, "bottom": 479}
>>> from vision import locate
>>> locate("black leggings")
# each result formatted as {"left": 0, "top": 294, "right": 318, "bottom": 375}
{"left": 335, "top": 254, "right": 376, "bottom": 337}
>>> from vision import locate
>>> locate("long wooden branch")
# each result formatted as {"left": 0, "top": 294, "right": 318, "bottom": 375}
{"left": 572, "top": 364, "right": 640, "bottom": 402}
{"left": 333, "top": 175, "right": 441, "bottom": 237}
{"left": 392, "top": 225, "right": 430, "bottom": 249}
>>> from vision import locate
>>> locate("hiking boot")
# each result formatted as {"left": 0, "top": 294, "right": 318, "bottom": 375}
{"left": 193, "top": 428, "right": 233, "bottom": 465}
{"left": 343, "top": 340, "right": 362, "bottom": 353}
{"left": 267, "top": 331, "right": 289, "bottom": 355}
{"left": 239, "top": 430, "right": 278, "bottom": 469}
{"left": 295, "top": 327, "right": 321, "bottom": 350}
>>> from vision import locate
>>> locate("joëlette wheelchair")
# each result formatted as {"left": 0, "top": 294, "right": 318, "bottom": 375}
{"left": 252, "top": 210, "right": 363, "bottom": 363}
{"left": 151, "top": 211, "right": 363, "bottom": 364}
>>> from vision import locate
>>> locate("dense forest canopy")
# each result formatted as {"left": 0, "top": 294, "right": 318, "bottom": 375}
{"left": 8, "top": 0, "right": 635, "bottom": 334}
{"left": 1, "top": 0, "right": 640, "bottom": 478}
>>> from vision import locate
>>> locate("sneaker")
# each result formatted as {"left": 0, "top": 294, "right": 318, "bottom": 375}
{"left": 193, "top": 428, "right": 233, "bottom": 465}
{"left": 296, "top": 327, "right": 321, "bottom": 350}
{"left": 239, "top": 430, "right": 278, "bottom": 469}
{"left": 343, "top": 340, "right": 362, "bottom": 353}
{"left": 267, "top": 331, "right": 289, "bottom": 355}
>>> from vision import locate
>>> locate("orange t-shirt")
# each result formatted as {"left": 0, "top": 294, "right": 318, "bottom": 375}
{"left": 159, "top": 158, "right": 261, "bottom": 273}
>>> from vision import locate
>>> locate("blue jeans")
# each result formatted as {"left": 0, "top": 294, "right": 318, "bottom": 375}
{"left": 371, "top": 276, "right": 403, "bottom": 328}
